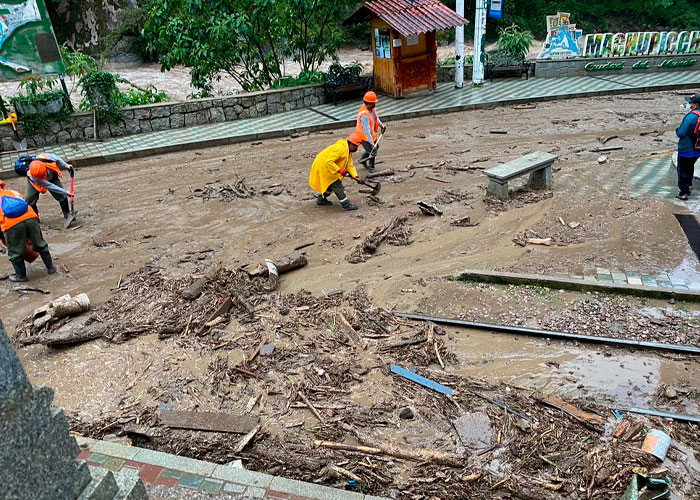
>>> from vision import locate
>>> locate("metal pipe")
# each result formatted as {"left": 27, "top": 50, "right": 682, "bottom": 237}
{"left": 472, "top": 0, "right": 487, "bottom": 85}
{"left": 624, "top": 407, "right": 700, "bottom": 424}
{"left": 393, "top": 312, "right": 700, "bottom": 356}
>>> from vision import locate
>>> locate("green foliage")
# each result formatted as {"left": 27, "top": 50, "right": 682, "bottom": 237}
{"left": 271, "top": 70, "right": 324, "bottom": 89}
{"left": 101, "top": 5, "right": 153, "bottom": 60}
{"left": 10, "top": 90, "right": 69, "bottom": 134}
{"left": 497, "top": 24, "right": 532, "bottom": 57}
{"left": 114, "top": 81, "right": 169, "bottom": 106}
{"left": 79, "top": 70, "right": 122, "bottom": 123}
{"left": 61, "top": 44, "right": 100, "bottom": 78}
{"left": 143, "top": 0, "right": 354, "bottom": 94}
{"left": 17, "top": 76, "right": 57, "bottom": 95}
{"left": 438, "top": 54, "right": 474, "bottom": 67}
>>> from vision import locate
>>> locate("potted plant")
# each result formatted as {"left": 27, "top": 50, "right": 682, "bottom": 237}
{"left": 10, "top": 77, "right": 68, "bottom": 133}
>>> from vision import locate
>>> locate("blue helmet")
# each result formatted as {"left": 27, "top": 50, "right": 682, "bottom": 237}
{"left": 14, "top": 156, "right": 34, "bottom": 177}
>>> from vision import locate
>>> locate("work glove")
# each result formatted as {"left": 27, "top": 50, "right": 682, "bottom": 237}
{"left": 355, "top": 177, "right": 366, "bottom": 185}
{"left": 381, "top": 125, "right": 387, "bottom": 133}
{"left": 338, "top": 168, "right": 347, "bottom": 177}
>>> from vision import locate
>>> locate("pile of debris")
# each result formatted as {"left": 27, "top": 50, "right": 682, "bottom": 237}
{"left": 188, "top": 177, "right": 257, "bottom": 202}
{"left": 348, "top": 216, "right": 413, "bottom": 263}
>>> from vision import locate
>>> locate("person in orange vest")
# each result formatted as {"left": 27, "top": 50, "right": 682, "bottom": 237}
{"left": 309, "top": 133, "right": 362, "bottom": 211}
{"left": 356, "top": 91, "right": 386, "bottom": 173}
{"left": 0, "top": 181, "right": 57, "bottom": 282}
{"left": 20, "top": 153, "right": 73, "bottom": 220}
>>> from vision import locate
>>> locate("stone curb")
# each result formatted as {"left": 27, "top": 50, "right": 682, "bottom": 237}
{"left": 76, "top": 437, "right": 390, "bottom": 500}
{"left": 2, "top": 78, "right": 700, "bottom": 180}
{"left": 455, "top": 269, "right": 700, "bottom": 302}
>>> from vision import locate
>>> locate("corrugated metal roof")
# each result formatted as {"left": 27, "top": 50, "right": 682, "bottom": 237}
{"left": 362, "top": 0, "right": 468, "bottom": 37}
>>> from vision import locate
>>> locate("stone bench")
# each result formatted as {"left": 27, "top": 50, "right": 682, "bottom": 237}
{"left": 485, "top": 151, "right": 557, "bottom": 199}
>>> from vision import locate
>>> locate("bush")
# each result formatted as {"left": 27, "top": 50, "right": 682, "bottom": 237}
{"left": 271, "top": 71, "right": 324, "bottom": 89}
{"left": 497, "top": 24, "right": 532, "bottom": 57}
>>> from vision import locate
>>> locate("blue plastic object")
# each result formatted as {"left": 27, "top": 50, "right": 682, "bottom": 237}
{"left": 390, "top": 364, "right": 454, "bottom": 395}
{"left": 0, "top": 195, "right": 29, "bottom": 218}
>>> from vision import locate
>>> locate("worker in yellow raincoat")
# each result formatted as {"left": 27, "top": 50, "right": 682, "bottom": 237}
{"left": 309, "top": 133, "right": 363, "bottom": 211}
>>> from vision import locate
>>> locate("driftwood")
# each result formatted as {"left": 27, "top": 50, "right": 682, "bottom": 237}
{"left": 24, "top": 316, "right": 107, "bottom": 347}
{"left": 315, "top": 438, "right": 465, "bottom": 467}
{"left": 158, "top": 409, "right": 259, "bottom": 433}
{"left": 182, "top": 265, "right": 220, "bottom": 300}
{"left": 248, "top": 253, "right": 307, "bottom": 278}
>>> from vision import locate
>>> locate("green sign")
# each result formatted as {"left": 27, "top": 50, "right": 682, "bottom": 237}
{"left": 0, "top": 0, "right": 65, "bottom": 82}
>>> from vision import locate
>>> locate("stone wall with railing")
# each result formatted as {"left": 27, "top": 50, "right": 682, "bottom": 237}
{"left": 2, "top": 84, "right": 325, "bottom": 152}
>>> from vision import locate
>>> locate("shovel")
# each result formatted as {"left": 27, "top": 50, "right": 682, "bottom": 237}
{"left": 64, "top": 168, "right": 77, "bottom": 228}
{"left": 356, "top": 177, "right": 381, "bottom": 195}
{"left": 0, "top": 113, "right": 27, "bottom": 151}
{"left": 359, "top": 128, "right": 385, "bottom": 166}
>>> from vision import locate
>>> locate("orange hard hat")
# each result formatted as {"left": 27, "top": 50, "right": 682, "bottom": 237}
{"left": 29, "top": 160, "right": 47, "bottom": 179}
{"left": 346, "top": 132, "right": 363, "bottom": 146}
{"left": 363, "top": 91, "right": 378, "bottom": 103}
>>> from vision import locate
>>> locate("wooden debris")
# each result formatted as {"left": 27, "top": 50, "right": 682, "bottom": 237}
{"left": 490, "top": 130, "right": 508, "bottom": 134}
{"left": 182, "top": 265, "right": 220, "bottom": 300}
{"left": 249, "top": 253, "right": 307, "bottom": 278}
{"left": 298, "top": 391, "right": 326, "bottom": 424}
{"left": 367, "top": 170, "right": 395, "bottom": 178}
{"left": 293, "top": 242, "right": 314, "bottom": 251}
{"left": 233, "top": 424, "right": 261, "bottom": 453}
{"left": 231, "top": 366, "right": 262, "bottom": 379}
{"left": 380, "top": 336, "right": 427, "bottom": 352}
{"left": 527, "top": 238, "right": 552, "bottom": 246}
{"left": 248, "top": 336, "right": 269, "bottom": 363}
{"left": 426, "top": 176, "right": 450, "bottom": 184}
{"left": 157, "top": 409, "right": 259, "bottom": 433}
{"left": 539, "top": 395, "right": 604, "bottom": 429}
{"left": 315, "top": 438, "right": 464, "bottom": 467}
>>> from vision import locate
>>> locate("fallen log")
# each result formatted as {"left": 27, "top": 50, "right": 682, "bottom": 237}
{"left": 21, "top": 316, "right": 108, "bottom": 347}
{"left": 181, "top": 265, "right": 220, "bottom": 300}
{"left": 248, "top": 253, "right": 307, "bottom": 278}
{"left": 315, "top": 438, "right": 465, "bottom": 467}
{"left": 158, "top": 409, "right": 259, "bottom": 433}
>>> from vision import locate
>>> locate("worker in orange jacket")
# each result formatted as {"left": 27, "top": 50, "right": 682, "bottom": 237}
{"left": 0, "top": 181, "right": 56, "bottom": 282}
{"left": 355, "top": 91, "right": 386, "bottom": 173}
{"left": 18, "top": 153, "right": 73, "bottom": 220}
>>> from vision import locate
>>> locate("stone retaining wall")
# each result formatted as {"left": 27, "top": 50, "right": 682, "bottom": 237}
{"left": 2, "top": 84, "right": 326, "bottom": 152}
{"left": 437, "top": 65, "right": 474, "bottom": 83}
{"left": 535, "top": 53, "right": 700, "bottom": 78}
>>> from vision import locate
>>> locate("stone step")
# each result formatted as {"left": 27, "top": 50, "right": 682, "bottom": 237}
{"left": 77, "top": 466, "right": 119, "bottom": 500}
{"left": 113, "top": 468, "right": 148, "bottom": 500}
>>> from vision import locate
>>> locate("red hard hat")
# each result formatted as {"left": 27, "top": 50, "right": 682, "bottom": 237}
{"left": 0, "top": 180, "right": 5, "bottom": 189}
{"left": 29, "top": 160, "right": 47, "bottom": 179}
{"left": 347, "top": 132, "right": 363, "bottom": 146}
{"left": 363, "top": 91, "right": 378, "bottom": 103}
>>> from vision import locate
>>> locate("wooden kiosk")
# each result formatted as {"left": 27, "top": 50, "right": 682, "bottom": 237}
{"left": 345, "top": 0, "right": 468, "bottom": 98}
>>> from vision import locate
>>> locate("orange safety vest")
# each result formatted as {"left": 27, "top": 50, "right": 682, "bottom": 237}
{"left": 29, "top": 154, "right": 63, "bottom": 194}
{"left": 0, "top": 189, "right": 38, "bottom": 233}
{"left": 355, "top": 104, "right": 379, "bottom": 143}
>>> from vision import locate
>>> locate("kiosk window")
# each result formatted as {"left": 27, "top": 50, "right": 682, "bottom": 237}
{"left": 374, "top": 29, "right": 392, "bottom": 59}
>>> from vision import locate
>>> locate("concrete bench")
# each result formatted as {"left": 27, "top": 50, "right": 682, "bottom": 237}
{"left": 485, "top": 151, "right": 557, "bottom": 199}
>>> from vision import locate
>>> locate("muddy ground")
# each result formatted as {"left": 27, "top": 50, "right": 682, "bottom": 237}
{"left": 1, "top": 90, "right": 700, "bottom": 498}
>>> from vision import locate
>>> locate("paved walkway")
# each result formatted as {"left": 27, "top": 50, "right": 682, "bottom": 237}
{"left": 2, "top": 70, "right": 700, "bottom": 177}
{"left": 76, "top": 437, "right": 387, "bottom": 500}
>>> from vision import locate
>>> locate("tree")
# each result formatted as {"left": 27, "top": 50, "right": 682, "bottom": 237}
{"left": 143, "top": 0, "right": 353, "bottom": 95}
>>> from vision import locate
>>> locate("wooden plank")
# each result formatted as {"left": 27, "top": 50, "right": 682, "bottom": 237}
{"left": 158, "top": 410, "right": 259, "bottom": 433}
{"left": 485, "top": 152, "right": 558, "bottom": 181}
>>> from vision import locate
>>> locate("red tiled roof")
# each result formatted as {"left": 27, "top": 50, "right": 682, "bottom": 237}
{"left": 346, "top": 0, "right": 468, "bottom": 37}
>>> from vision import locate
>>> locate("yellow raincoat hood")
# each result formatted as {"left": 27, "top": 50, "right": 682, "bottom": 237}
{"left": 309, "top": 140, "right": 358, "bottom": 194}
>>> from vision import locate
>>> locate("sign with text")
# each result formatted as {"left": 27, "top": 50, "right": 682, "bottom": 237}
{"left": 538, "top": 12, "right": 700, "bottom": 60}
{"left": 488, "top": 0, "right": 503, "bottom": 20}
{"left": 538, "top": 12, "right": 583, "bottom": 59}
{"left": 0, "top": 0, "right": 65, "bottom": 81}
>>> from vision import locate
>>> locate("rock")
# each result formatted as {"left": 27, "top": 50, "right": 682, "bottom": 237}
{"left": 452, "top": 412, "right": 492, "bottom": 451}
{"left": 399, "top": 407, "right": 414, "bottom": 420}
{"left": 665, "top": 386, "right": 677, "bottom": 399}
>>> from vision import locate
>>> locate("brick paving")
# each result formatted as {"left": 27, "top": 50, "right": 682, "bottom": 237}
{"left": 2, "top": 70, "right": 700, "bottom": 178}
{"left": 76, "top": 439, "right": 387, "bottom": 500}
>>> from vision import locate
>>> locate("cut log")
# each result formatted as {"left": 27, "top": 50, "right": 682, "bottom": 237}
{"left": 248, "top": 253, "right": 307, "bottom": 278}
{"left": 182, "top": 265, "right": 220, "bottom": 300}
{"left": 21, "top": 316, "right": 108, "bottom": 347}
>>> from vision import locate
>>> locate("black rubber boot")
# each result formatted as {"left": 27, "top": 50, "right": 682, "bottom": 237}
{"left": 39, "top": 251, "right": 57, "bottom": 274}
{"left": 341, "top": 200, "right": 358, "bottom": 211}
{"left": 9, "top": 259, "right": 28, "bottom": 282}
{"left": 59, "top": 198, "right": 70, "bottom": 218}
{"left": 316, "top": 195, "right": 332, "bottom": 206}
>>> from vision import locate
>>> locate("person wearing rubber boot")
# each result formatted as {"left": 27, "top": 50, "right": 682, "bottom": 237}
{"left": 17, "top": 153, "right": 73, "bottom": 221}
{"left": 356, "top": 91, "right": 386, "bottom": 174}
{"left": 309, "top": 133, "right": 362, "bottom": 211}
{"left": 0, "top": 181, "right": 57, "bottom": 282}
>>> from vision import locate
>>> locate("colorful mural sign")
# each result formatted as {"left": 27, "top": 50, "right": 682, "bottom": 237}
{"left": 538, "top": 12, "right": 700, "bottom": 60}
{"left": 538, "top": 12, "right": 583, "bottom": 59}
{"left": 0, "top": 0, "right": 64, "bottom": 81}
